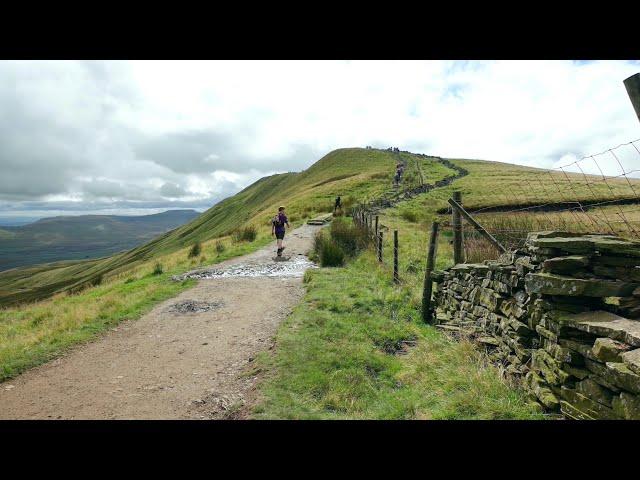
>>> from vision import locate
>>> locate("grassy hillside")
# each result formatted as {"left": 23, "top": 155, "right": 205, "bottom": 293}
{"left": 0, "top": 148, "right": 403, "bottom": 307}
{"left": 0, "top": 210, "right": 200, "bottom": 272}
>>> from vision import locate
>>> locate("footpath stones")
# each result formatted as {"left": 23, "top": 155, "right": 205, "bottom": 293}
{"left": 433, "top": 231, "right": 640, "bottom": 419}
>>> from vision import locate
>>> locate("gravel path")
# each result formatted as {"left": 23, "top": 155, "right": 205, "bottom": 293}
{"left": 0, "top": 224, "right": 322, "bottom": 419}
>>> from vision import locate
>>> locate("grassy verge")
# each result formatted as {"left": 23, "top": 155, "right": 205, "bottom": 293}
{"left": 251, "top": 249, "right": 543, "bottom": 419}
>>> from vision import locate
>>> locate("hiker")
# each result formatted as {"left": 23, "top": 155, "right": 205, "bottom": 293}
{"left": 271, "top": 206, "right": 290, "bottom": 257}
{"left": 334, "top": 195, "right": 342, "bottom": 213}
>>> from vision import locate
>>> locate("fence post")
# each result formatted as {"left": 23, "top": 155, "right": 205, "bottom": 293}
{"left": 393, "top": 230, "right": 399, "bottom": 284}
{"left": 448, "top": 197, "right": 507, "bottom": 254}
{"left": 378, "top": 231, "right": 383, "bottom": 262}
{"left": 422, "top": 221, "right": 439, "bottom": 323}
{"left": 375, "top": 215, "right": 379, "bottom": 236}
{"left": 452, "top": 191, "right": 463, "bottom": 265}
{"left": 624, "top": 73, "right": 640, "bottom": 125}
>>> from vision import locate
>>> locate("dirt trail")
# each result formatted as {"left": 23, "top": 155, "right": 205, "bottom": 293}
{"left": 0, "top": 224, "right": 322, "bottom": 419}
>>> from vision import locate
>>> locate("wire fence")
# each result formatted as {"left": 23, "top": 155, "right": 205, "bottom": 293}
{"left": 350, "top": 154, "right": 466, "bottom": 286}
{"left": 456, "top": 139, "right": 640, "bottom": 261}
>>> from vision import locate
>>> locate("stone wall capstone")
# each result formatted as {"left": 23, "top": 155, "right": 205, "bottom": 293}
{"left": 433, "top": 231, "right": 640, "bottom": 419}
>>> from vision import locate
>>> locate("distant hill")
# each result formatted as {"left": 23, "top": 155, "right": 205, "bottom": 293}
{"left": 0, "top": 210, "right": 200, "bottom": 272}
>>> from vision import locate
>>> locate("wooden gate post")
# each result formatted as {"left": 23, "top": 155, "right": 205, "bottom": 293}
{"left": 452, "top": 191, "right": 463, "bottom": 265}
{"left": 393, "top": 230, "right": 399, "bottom": 284}
{"left": 448, "top": 197, "right": 506, "bottom": 254}
{"left": 422, "top": 221, "right": 439, "bottom": 323}
{"left": 624, "top": 73, "right": 640, "bottom": 124}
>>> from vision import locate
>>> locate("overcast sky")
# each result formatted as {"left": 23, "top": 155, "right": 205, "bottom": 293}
{"left": 1, "top": 60, "right": 639, "bottom": 221}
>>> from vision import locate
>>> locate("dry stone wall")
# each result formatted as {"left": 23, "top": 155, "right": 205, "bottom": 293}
{"left": 433, "top": 231, "right": 640, "bottom": 419}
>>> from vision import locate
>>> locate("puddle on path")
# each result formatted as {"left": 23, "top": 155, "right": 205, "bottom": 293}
{"left": 178, "top": 255, "right": 318, "bottom": 280}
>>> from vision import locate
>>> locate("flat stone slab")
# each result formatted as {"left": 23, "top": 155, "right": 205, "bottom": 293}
{"left": 477, "top": 336, "right": 501, "bottom": 347}
{"left": 307, "top": 213, "right": 333, "bottom": 225}
{"left": 612, "top": 391, "right": 640, "bottom": 420}
{"left": 542, "top": 255, "right": 590, "bottom": 274}
{"left": 525, "top": 272, "right": 637, "bottom": 297}
{"left": 556, "top": 310, "right": 640, "bottom": 347}
{"left": 621, "top": 348, "right": 640, "bottom": 375}
{"left": 529, "top": 235, "right": 640, "bottom": 257}
{"left": 604, "top": 362, "right": 640, "bottom": 394}
{"left": 435, "top": 324, "right": 461, "bottom": 332}
{"left": 528, "top": 237, "right": 596, "bottom": 254}
{"left": 592, "top": 337, "right": 632, "bottom": 362}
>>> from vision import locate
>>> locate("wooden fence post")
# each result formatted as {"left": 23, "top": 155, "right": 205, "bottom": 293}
{"left": 452, "top": 191, "right": 463, "bottom": 265}
{"left": 448, "top": 197, "right": 507, "bottom": 254}
{"left": 393, "top": 230, "right": 399, "bottom": 284}
{"left": 375, "top": 215, "right": 379, "bottom": 236}
{"left": 624, "top": 73, "right": 640, "bottom": 125}
{"left": 378, "top": 231, "right": 383, "bottom": 262}
{"left": 422, "top": 221, "right": 439, "bottom": 323}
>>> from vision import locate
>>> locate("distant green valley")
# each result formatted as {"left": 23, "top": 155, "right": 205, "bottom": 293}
{"left": 0, "top": 209, "right": 200, "bottom": 272}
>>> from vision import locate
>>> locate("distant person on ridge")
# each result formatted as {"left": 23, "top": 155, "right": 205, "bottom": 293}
{"left": 271, "top": 206, "right": 290, "bottom": 257}
{"left": 334, "top": 195, "right": 342, "bottom": 213}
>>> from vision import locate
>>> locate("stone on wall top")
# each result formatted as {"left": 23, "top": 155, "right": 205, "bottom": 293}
{"left": 526, "top": 232, "right": 640, "bottom": 258}
{"left": 550, "top": 310, "right": 640, "bottom": 347}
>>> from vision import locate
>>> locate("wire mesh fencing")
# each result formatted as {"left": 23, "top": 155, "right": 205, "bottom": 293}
{"left": 456, "top": 139, "right": 640, "bottom": 262}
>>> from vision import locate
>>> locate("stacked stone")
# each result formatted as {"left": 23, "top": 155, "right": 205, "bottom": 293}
{"left": 434, "top": 231, "right": 640, "bottom": 420}
{"left": 434, "top": 255, "right": 538, "bottom": 380}
{"left": 523, "top": 232, "right": 640, "bottom": 419}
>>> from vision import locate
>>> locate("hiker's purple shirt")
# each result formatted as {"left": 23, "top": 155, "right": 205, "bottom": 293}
{"left": 275, "top": 212, "right": 288, "bottom": 235}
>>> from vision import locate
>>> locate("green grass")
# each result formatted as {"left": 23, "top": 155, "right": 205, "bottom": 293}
{"left": 452, "top": 159, "right": 640, "bottom": 210}
{"left": 251, "top": 251, "right": 543, "bottom": 419}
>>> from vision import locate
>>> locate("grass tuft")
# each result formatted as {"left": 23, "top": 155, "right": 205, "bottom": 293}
{"left": 188, "top": 241, "right": 202, "bottom": 258}
{"left": 232, "top": 225, "right": 257, "bottom": 243}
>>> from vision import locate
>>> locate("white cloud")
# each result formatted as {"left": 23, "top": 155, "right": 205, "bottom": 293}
{"left": 0, "top": 60, "right": 639, "bottom": 218}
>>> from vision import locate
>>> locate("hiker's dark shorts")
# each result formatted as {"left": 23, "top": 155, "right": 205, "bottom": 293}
{"left": 275, "top": 231, "right": 285, "bottom": 240}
